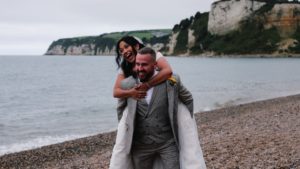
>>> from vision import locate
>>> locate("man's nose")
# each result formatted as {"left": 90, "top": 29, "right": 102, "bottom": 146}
{"left": 136, "top": 65, "right": 141, "bottom": 70}
{"left": 136, "top": 65, "right": 143, "bottom": 71}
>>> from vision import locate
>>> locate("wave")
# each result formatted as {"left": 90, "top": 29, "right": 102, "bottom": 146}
{"left": 213, "top": 98, "right": 244, "bottom": 109}
{"left": 0, "top": 134, "right": 88, "bottom": 156}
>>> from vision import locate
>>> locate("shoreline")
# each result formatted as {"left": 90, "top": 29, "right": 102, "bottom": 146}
{"left": 171, "top": 53, "right": 300, "bottom": 58}
{"left": 42, "top": 53, "right": 300, "bottom": 58}
{"left": 1, "top": 94, "right": 300, "bottom": 168}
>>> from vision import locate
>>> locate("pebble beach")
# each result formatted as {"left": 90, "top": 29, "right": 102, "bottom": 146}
{"left": 1, "top": 94, "right": 300, "bottom": 169}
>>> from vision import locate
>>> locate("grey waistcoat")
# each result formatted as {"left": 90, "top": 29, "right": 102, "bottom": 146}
{"left": 133, "top": 83, "right": 173, "bottom": 145}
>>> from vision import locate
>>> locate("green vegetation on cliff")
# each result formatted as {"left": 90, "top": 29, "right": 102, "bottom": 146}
{"left": 171, "top": 2, "right": 284, "bottom": 55}
{"left": 47, "top": 29, "right": 171, "bottom": 55}
{"left": 203, "top": 20, "right": 281, "bottom": 54}
{"left": 289, "top": 27, "right": 300, "bottom": 53}
{"left": 190, "top": 12, "right": 209, "bottom": 54}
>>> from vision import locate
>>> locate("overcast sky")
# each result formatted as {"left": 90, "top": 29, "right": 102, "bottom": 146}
{"left": 0, "top": 0, "right": 216, "bottom": 55}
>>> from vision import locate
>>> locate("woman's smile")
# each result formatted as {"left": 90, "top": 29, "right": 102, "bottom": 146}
{"left": 123, "top": 51, "right": 135, "bottom": 62}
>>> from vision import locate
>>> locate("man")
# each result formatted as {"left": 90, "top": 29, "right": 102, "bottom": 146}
{"left": 130, "top": 47, "right": 193, "bottom": 168}
{"left": 109, "top": 47, "right": 206, "bottom": 169}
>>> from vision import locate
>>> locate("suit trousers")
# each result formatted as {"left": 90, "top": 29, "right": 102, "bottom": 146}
{"left": 132, "top": 139, "right": 179, "bottom": 169}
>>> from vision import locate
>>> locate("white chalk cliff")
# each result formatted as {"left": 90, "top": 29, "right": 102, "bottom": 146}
{"left": 208, "top": 0, "right": 266, "bottom": 35}
{"left": 263, "top": 3, "right": 300, "bottom": 37}
{"left": 46, "top": 44, "right": 116, "bottom": 55}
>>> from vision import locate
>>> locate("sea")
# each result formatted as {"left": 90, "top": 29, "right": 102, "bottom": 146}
{"left": 1, "top": 55, "right": 300, "bottom": 156}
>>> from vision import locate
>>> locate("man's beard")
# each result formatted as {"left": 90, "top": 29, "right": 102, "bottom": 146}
{"left": 138, "top": 70, "right": 154, "bottom": 82}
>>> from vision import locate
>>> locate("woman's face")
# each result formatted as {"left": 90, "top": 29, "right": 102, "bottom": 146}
{"left": 119, "top": 41, "right": 138, "bottom": 63}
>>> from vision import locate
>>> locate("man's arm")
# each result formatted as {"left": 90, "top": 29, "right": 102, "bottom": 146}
{"left": 175, "top": 75, "right": 194, "bottom": 115}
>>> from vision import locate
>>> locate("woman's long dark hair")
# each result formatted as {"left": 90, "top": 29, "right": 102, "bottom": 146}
{"left": 115, "top": 36, "right": 145, "bottom": 77}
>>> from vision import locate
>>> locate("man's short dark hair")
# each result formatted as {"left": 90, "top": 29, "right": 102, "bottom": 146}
{"left": 137, "top": 47, "right": 156, "bottom": 62}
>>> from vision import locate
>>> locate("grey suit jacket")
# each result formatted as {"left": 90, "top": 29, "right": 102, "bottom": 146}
{"left": 118, "top": 74, "right": 193, "bottom": 154}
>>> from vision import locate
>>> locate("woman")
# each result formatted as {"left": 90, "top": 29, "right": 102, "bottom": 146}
{"left": 109, "top": 36, "right": 206, "bottom": 169}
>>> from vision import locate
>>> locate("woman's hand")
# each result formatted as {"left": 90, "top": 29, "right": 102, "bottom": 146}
{"left": 137, "top": 82, "right": 151, "bottom": 91}
{"left": 129, "top": 85, "right": 147, "bottom": 100}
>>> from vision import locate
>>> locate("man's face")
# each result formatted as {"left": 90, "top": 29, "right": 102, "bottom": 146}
{"left": 135, "top": 53, "right": 156, "bottom": 82}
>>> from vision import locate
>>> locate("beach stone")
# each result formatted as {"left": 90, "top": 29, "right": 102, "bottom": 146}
{"left": 1, "top": 94, "right": 300, "bottom": 168}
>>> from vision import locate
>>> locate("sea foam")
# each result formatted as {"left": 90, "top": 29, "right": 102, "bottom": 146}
{"left": 0, "top": 134, "right": 88, "bottom": 156}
